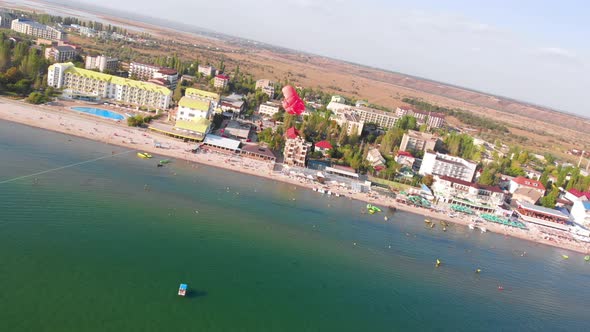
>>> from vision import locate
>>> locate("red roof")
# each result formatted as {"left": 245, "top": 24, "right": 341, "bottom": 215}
{"left": 397, "top": 150, "right": 414, "bottom": 157}
{"left": 568, "top": 189, "right": 590, "bottom": 200}
{"left": 512, "top": 176, "right": 545, "bottom": 191}
{"left": 315, "top": 140, "right": 332, "bottom": 149}
{"left": 215, "top": 74, "right": 230, "bottom": 80}
{"left": 286, "top": 127, "right": 300, "bottom": 139}
{"left": 157, "top": 68, "right": 178, "bottom": 75}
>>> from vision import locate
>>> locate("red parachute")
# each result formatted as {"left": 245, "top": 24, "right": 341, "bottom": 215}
{"left": 282, "top": 85, "right": 305, "bottom": 115}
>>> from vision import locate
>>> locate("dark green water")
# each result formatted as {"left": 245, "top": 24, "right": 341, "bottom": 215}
{"left": 1, "top": 120, "right": 589, "bottom": 331}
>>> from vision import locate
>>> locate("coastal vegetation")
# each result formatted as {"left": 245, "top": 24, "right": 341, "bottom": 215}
{"left": 0, "top": 32, "right": 49, "bottom": 98}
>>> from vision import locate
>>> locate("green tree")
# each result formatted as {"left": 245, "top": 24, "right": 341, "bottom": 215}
{"left": 478, "top": 168, "right": 496, "bottom": 185}
{"left": 26, "top": 91, "right": 47, "bottom": 104}
{"left": 172, "top": 84, "right": 183, "bottom": 103}
{"left": 127, "top": 115, "right": 144, "bottom": 127}
{"left": 540, "top": 188, "right": 559, "bottom": 208}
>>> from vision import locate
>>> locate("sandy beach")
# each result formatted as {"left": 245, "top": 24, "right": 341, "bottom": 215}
{"left": 1, "top": 97, "right": 589, "bottom": 255}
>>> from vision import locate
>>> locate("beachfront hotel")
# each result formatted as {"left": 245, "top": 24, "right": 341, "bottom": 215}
{"left": 432, "top": 175, "right": 505, "bottom": 213}
{"left": 283, "top": 127, "right": 311, "bottom": 167}
{"left": 419, "top": 151, "right": 478, "bottom": 182}
{"left": 176, "top": 96, "right": 213, "bottom": 121}
{"left": 47, "top": 62, "right": 172, "bottom": 110}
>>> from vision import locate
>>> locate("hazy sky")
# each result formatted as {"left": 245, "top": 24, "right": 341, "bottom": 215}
{"left": 68, "top": 0, "right": 589, "bottom": 116}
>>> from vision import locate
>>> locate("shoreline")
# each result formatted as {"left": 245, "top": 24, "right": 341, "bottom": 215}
{"left": 1, "top": 97, "right": 589, "bottom": 255}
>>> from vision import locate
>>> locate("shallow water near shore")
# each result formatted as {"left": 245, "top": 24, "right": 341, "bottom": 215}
{"left": 1, "top": 120, "right": 589, "bottom": 332}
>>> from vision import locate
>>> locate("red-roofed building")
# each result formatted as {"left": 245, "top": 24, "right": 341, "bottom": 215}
{"left": 286, "top": 127, "right": 300, "bottom": 139}
{"left": 509, "top": 176, "right": 546, "bottom": 196}
{"left": 432, "top": 175, "right": 505, "bottom": 212}
{"left": 566, "top": 188, "right": 590, "bottom": 201}
{"left": 283, "top": 127, "right": 310, "bottom": 167}
{"left": 395, "top": 150, "right": 416, "bottom": 168}
{"left": 314, "top": 140, "right": 332, "bottom": 156}
{"left": 214, "top": 74, "right": 230, "bottom": 89}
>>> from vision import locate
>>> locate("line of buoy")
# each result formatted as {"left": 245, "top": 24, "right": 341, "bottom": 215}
{"left": 0, "top": 150, "right": 134, "bottom": 185}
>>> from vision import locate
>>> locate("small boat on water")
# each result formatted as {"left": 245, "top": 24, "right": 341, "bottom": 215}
{"left": 562, "top": 255, "right": 569, "bottom": 259}
{"left": 468, "top": 224, "right": 476, "bottom": 230}
{"left": 137, "top": 152, "right": 152, "bottom": 159}
{"left": 480, "top": 227, "right": 487, "bottom": 233}
{"left": 435, "top": 259, "right": 441, "bottom": 267}
{"left": 424, "top": 218, "right": 431, "bottom": 224}
{"left": 159, "top": 159, "right": 171, "bottom": 164}
{"left": 178, "top": 283, "right": 187, "bottom": 296}
{"left": 585, "top": 255, "right": 590, "bottom": 262}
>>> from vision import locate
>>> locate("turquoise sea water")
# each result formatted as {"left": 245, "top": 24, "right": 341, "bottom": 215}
{"left": 1, "top": 120, "right": 589, "bottom": 332}
{"left": 71, "top": 107, "right": 125, "bottom": 120}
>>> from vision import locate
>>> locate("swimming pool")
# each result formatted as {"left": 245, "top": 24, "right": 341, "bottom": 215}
{"left": 71, "top": 107, "right": 125, "bottom": 121}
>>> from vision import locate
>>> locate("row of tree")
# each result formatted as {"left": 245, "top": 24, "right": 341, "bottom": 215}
{"left": 402, "top": 98, "right": 509, "bottom": 133}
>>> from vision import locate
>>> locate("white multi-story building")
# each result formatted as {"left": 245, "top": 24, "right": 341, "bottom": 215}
{"left": 331, "top": 109, "right": 364, "bottom": 136}
{"left": 400, "top": 130, "right": 440, "bottom": 152}
{"left": 176, "top": 96, "right": 212, "bottom": 121}
{"left": 214, "top": 74, "right": 230, "bottom": 89}
{"left": 283, "top": 127, "right": 311, "bottom": 167}
{"left": 11, "top": 18, "right": 64, "bottom": 40}
{"left": 568, "top": 189, "right": 590, "bottom": 227}
{"left": 197, "top": 65, "right": 216, "bottom": 77}
{"left": 351, "top": 106, "right": 399, "bottom": 129}
{"left": 326, "top": 101, "right": 352, "bottom": 113}
{"left": 78, "top": 26, "right": 96, "bottom": 37}
{"left": 258, "top": 101, "right": 281, "bottom": 118}
{"left": 48, "top": 62, "right": 171, "bottom": 110}
{"left": 44, "top": 46, "right": 76, "bottom": 62}
{"left": 419, "top": 151, "right": 477, "bottom": 182}
{"left": 129, "top": 62, "right": 178, "bottom": 89}
{"left": 255, "top": 79, "right": 275, "bottom": 98}
{"left": 85, "top": 55, "right": 119, "bottom": 73}
{"left": 432, "top": 175, "right": 505, "bottom": 212}
{"left": 129, "top": 62, "right": 159, "bottom": 80}
{"left": 366, "top": 148, "right": 386, "bottom": 168}
{"left": 396, "top": 107, "right": 445, "bottom": 129}
{"left": 153, "top": 68, "right": 178, "bottom": 89}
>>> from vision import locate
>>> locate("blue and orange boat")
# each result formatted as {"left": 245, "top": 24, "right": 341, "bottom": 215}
{"left": 178, "top": 283, "right": 187, "bottom": 296}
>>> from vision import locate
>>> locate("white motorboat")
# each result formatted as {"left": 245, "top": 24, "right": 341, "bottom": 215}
{"left": 468, "top": 224, "right": 476, "bottom": 230}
